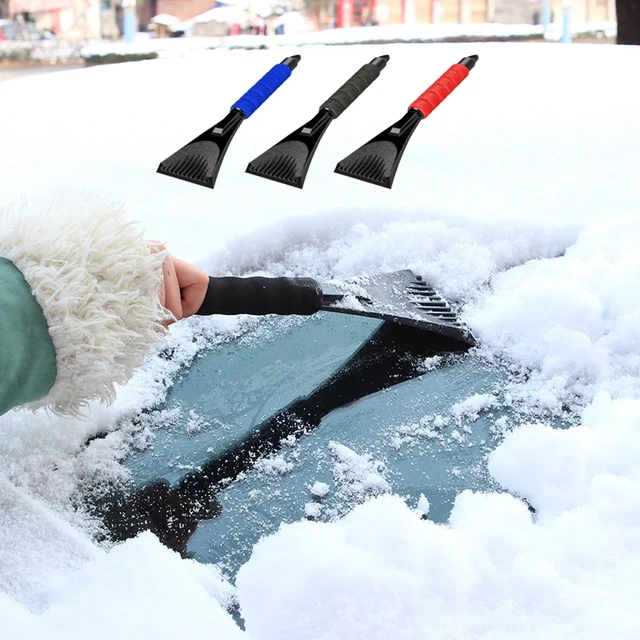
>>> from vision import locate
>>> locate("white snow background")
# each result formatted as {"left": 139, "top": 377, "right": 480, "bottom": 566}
{"left": 1, "top": 41, "right": 640, "bottom": 638}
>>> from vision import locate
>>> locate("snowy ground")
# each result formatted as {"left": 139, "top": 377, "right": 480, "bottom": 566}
{"left": 1, "top": 41, "right": 639, "bottom": 639}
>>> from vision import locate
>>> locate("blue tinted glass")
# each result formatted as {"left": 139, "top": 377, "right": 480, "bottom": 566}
{"left": 124, "top": 314, "right": 515, "bottom": 579}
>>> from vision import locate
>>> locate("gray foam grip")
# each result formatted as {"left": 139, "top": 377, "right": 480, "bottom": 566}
{"left": 196, "top": 276, "right": 323, "bottom": 317}
{"left": 320, "top": 63, "right": 382, "bottom": 118}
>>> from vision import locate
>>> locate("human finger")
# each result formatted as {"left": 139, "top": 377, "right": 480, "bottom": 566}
{"left": 162, "top": 256, "right": 183, "bottom": 323}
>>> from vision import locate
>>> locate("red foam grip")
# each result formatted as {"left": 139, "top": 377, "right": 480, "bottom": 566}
{"left": 409, "top": 64, "right": 470, "bottom": 118}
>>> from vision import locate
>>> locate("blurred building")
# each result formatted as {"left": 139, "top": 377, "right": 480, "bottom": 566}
{"left": 335, "top": 0, "right": 615, "bottom": 26}
{"left": 150, "top": 0, "right": 215, "bottom": 21}
{"left": 137, "top": 0, "right": 239, "bottom": 32}
{"left": 3, "top": 0, "right": 616, "bottom": 39}
{"left": 496, "top": 0, "right": 614, "bottom": 22}
{"left": 10, "top": 0, "right": 77, "bottom": 33}
{"left": 8, "top": 0, "right": 118, "bottom": 36}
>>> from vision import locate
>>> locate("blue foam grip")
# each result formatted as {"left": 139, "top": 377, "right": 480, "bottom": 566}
{"left": 231, "top": 64, "right": 293, "bottom": 118}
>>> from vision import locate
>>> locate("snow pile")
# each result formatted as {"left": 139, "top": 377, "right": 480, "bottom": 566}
{"left": 329, "top": 441, "right": 390, "bottom": 507}
{"left": 1, "top": 533, "right": 242, "bottom": 640}
{"left": 309, "top": 481, "right": 330, "bottom": 498}
{"left": 237, "top": 394, "right": 640, "bottom": 639}
{"left": 468, "top": 220, "right": 640, "bottom": 414}
{"left": 207, "top": 212, "right": 578, "bottom": 309}
{"left": 304, "top": 502, "right": 322, "bottom": 519}
{"left": 255, "top": 453, "right": 296, "bottom": 476}
{"left": 185, "top": 409, "right": 210, "bottom": 434}
{"left": 415, "top": 493, "right": 430, "bottom": 517}
{"left": 450, "top": 393, "right": 498, "bottom": 422}
{"left": 490, "top": 392, "right": 640, "bottom": 519}
{"left": 0, "top": 476, "right": 97, "bottom": 610}
{"left": 305, "top": 482, "right": 331, "bottom": 519}
{"left": 388, "top": 414, "right": 441, "bottom": 450}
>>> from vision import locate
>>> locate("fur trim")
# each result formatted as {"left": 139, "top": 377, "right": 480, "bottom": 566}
{"left": 0, "top": 193, "right": 171, "bottom": 417}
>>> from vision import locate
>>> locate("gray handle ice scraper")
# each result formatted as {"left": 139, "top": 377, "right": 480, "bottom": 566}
{"left": 245, "top": 55, "right": 390, "bottom": 189}
{"left": 196, "top": 269, "right": 476, "bottom": 348}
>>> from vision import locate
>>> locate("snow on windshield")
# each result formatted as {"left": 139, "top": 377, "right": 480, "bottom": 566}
{"left": 1, "top": 41, "right": 639, "bottom": 639}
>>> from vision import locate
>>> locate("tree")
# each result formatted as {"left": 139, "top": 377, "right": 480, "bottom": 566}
{"left": 616, "top": 0, "right": 640, "bottom": 44}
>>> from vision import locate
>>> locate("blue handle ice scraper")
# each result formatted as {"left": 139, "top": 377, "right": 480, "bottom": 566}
{"left": 157, "top": 55, "right": 301, "bottom": 189}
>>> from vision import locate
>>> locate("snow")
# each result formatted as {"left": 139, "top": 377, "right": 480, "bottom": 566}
{"left": 194, "top": 6, "right": 250, "bottom": 25}
{"left": 467, "top": 222, "right": 640, "bottom": 413}
{"left": 150, "top": 14, "right": 180, "bottom": 27}
{"left": 304, "top": 501, "right": 322, "bottom": 518}
{"left": 416, "top": 492, "right": 430, "bottom": 516}
{"left": 236, "top": 490, "right": 638, "bottom": 639}
{"left": 309, "top": 481, "right": 330, "bottom": 498}
{"left": 1, "top": 532, "right": 242, "bottom": 640}
{"left": 490, "top": 392, "right": 640, "bottom": 518}
{"left": 450, "top": 393, "right": 498, "bottom": 421}
{"left": 329, "top": 441, "right": 391, "bottom": 505}
{"left": 237, "top": 477, "right": 640, "bottom": 639}
{"left": 254, "top": 453, "right": 295, "bottom": 476}
{"left": 1, "top": 40, "right": 640, "bottom": 639}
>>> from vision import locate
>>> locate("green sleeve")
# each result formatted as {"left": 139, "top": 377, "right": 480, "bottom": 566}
{"left": 0, "top": 258, "right": 57, "bottom": 417}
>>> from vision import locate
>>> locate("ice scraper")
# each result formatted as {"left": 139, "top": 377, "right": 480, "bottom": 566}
{"left": 103, "top": 282, "right": 474, "bottom": 553}
{"left": 246, "top": 55, "right": 390, "bottom": 189}
{"left": 157, "top": 55, "right": 301, "bottom": 189}
{"left": 335, "top": 55, "right": 479, "bottom": 189}
{"left": 195, "top": 269, "right": 476, "bottom": 348}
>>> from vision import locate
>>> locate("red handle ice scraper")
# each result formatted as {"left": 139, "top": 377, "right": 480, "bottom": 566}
{"left": 334, "top": 55, "right": 478, "bottom": 189}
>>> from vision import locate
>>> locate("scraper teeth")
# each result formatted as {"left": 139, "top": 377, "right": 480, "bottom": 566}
{"left": 157, "top": 139, "right": 223, "bottom": 189}
{"left": 159, "top": 155, "right": 211, "bottom": 185}
{"left": 408, "top": 287, "right": 436, "bottom": 295}
{"left": 337, "top": 155, "right": 388, "bottom": 184}
{"left": 405, "top": 282, "right": 462, "bottom": 325}
{"left": 248, "top": 154, "right": 300, "bottom": 185}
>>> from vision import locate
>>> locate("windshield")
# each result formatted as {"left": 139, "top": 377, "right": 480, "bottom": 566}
{"left": 110, "top": 312, "right": 523, "bottom": 578}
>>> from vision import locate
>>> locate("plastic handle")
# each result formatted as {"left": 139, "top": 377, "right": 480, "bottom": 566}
{"left": 196, "top": 276, "right": 323, "bottom": 317}
{"left": 320, "top": 58, "right": 388, "bottom": 119}
{"left": 409, "top": 63, "right": 470, "bottom": 119}
{"left": 231, "top": 63, "right": 293, "bottom": 119}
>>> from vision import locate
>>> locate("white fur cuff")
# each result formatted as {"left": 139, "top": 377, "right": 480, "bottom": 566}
{"left": 0, "top": 194, "right": 171, "bottom": 417}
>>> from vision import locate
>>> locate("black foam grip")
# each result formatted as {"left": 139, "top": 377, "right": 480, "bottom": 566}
{"left": 320, "top": 63, "right": 383, "bottom": 118}
{"left": 196, "top": 276, "right": 323, "bottom": 317}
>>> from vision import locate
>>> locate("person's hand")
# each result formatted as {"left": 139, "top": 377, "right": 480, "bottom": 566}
{"left": 152, "top": 244, "right": 209, "bottom": 326}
